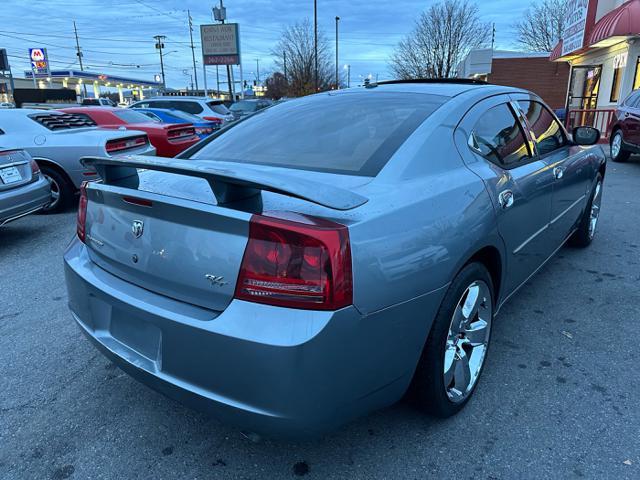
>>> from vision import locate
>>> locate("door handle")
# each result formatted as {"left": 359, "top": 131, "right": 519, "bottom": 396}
{"left": 498, "top": 190, "right": 514, "bottom": 209}
{"left": 554, "top": 166, "right": 565, "bottom": 180}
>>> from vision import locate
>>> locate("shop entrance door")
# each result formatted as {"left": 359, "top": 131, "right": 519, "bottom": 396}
{"left": 566, "top": 65, "right": 602, "bottom": 111}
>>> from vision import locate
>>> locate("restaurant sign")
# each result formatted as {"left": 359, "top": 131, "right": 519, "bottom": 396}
{"left": 562, "top": 0, "right": 590, "bottom": 56}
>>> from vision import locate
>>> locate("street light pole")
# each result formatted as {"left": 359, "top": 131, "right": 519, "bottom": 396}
{"left": 154, "top": 35, "right": 166, "bottom": 91}
{"left": 314, "top": 0, "right": 318, "bottom": 91}
{"left": 335, "top": 16, "right": 340, "bottom": 89}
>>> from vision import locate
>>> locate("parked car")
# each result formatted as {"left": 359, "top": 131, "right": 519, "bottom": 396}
{"left": 229, "top": 99, "right": 273, "bottom": 120}
{"left": 134, "top": 108, "right": 218, "bottom": 139}
{"left": 609, "top": 89, "right": 640, "bottom": 162}
{"left": 65, "top": 80, "right": 606, "bottom": 438}
{"left": 82, "top": 98, "right": 117, "bottom": 107}
{"left": 0, "top": 109, "right": 155, "bottom": 212}
{"left": 0, "top": 149, "right": 51, "bottom": 225}
{"left": 61, "top": 107, "right": 200, "bottom": 157}
{"left": 129, "top": 96, "right": 234, "bottom": 127}
{"left": 0, "top": 102, "right": 15, "bottom": 109}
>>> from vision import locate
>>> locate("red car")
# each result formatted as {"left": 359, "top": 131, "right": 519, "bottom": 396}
{"left": 609, "top": 89, "right": 640, "bottom": 162}
{"left": 61, "top": 107, "right": 200, "bottom": 157}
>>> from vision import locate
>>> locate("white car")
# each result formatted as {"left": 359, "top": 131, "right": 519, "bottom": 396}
{"left": 0, "top": 102, "right": 14, "bottom": 109}
{"left": 129, "top": 96, "right": 234, "bottom": 127}
{"left": 0, "top": 109, "right": 156, "bottom": 211}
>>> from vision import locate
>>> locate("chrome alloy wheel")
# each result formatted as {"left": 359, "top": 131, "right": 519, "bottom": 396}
{"left": 589, "top": 181, "right": 603, "bottom": 239}
{"left": 611, "top": 133, "right": 622, "bottom": 159}
{"left": 43, "top": 174, "right": 60, "bottom": 210}
{"left": 443, "top": 280, "right": 492, "bottom": 403}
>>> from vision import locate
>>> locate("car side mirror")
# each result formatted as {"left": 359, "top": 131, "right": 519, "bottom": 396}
{"left": 573, "top": 126, "right": 600, "bottom": 146}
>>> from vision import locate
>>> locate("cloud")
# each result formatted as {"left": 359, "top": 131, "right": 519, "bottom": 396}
{"left": 1, "top": 0, "right": 526, "bottom": 90}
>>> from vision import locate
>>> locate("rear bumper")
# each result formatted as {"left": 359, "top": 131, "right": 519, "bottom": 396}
{"left": 64, "top": 239, "right": 443, "bottom": 438}
{"left": 0, "top": 176, "right": 51, "bottom": 225}
{"left": 156, "top": 138, "right": 200, "bottom": 158}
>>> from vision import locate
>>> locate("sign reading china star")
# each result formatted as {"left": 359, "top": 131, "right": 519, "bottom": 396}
{"left": 562, "top": 0, "right": 590, "bottom": 57}
{"left": 29, "top": 48, "right": 50, "bottom": 75}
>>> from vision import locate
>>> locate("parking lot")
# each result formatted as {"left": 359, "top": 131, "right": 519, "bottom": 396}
{"left": 0, "top": 155, "right": 638, "bottom": 479}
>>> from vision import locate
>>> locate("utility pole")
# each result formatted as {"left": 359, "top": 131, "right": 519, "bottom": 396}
{"left": 335, "top": 16, "right": 340, "bottom": 89}
{"left": 217, "top": 0, "right": 234, "bottom": 102}
{"left": 314, "top": 0, "right": 318, "bottom": 91}
{"left": 154, "top": 35, "right": 166, "bottom": 91}
{"left": 73, "top": 21, "right": 87, "bottom": 97}
{"left": 188, "top": 10, "right": 199, "bottom": 92}
{"left": 283, "top": 50, "right": 287, "bottom": 83}
{"left": 491, "top": 23, "right": 496, "bottom": 51}
{"left": 256, "top": 58, "right": 260, "bottom": 83}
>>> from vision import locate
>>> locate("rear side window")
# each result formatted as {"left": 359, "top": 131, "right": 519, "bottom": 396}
{"left": 518, "top": 101, "right": 566, "bottom": 156}
{"left": 471, "top": 104, "right": 530, "bottom": 167}
{"left": 114, "top": 110, "right": 153, "bottom": 124}
{"left": 173, "top": 101, "right": 203, "bottom": 114}
{"left": 190, "top": 92, "right": 448, "bottom": 176}
{"left": 30, "top": 113, "right": 96, "bottom": 130}
{"left": 207, "top": 101, "right": 230, "bottom": 115}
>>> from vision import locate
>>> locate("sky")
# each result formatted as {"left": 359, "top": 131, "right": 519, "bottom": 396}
{"left": 1, "top": 0, "right": 532, "bottom": 91}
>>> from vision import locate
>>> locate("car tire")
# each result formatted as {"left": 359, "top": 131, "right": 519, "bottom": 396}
{"left": 569, "top": 173, "right": 603, "bottom": 248}
{"left": 410, "top": 262, "right": 494, "bottom": 418}
{"left": 610, "top": 131, "right": 630, "bottom": 163}
{"left": 40, "top": 166, "right": 73, "bottom": 213}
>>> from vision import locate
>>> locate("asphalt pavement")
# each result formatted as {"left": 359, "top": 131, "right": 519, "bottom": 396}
{"left": 1, "top": 156, "right": 639, "bottom": 479}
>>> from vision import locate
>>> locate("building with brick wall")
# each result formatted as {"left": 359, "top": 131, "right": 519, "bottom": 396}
{"left": 457, "top": 49, "right": 570, "bottom": 110}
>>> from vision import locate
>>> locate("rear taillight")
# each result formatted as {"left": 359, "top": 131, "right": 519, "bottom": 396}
{"left": 30, "top": 159, "right": 40, "bottom": 175}
{"left": 203, "top": 116, "right": 223, "bottom": 125}
{"left": 234, "top": 213, "right": 353, "bottom": 311}
{"left": 77, "top": 182, "right": 88, "bottom": 243}
{"left": 195, "top": 127, "right": 213, "bottom": 135}
{"left": 106, "top": 135, "right": 147, "bottom": 154}
{"left": 168, "top": 127, "right": 196, "bottom": 140}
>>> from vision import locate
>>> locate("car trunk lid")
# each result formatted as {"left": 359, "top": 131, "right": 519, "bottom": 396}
{"left": 0, "top": 150, "right": 33, "bottom": 192}
{"left": 79, "top": 155, "right": 368, "bottom": 312}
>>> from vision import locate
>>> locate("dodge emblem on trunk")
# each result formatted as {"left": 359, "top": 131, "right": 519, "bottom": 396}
{"left": 132, "top": 220, "right": 144, "bottom": 238}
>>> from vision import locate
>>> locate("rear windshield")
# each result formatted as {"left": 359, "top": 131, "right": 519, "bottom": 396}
{"left": 191, "top": 92, "right": 448, "bottom": 176}
{"left": 230, "top": 101, "right": 258, "bottom": 113}
{"left": 114, "top": 110, "right": 154, "bottom": 124}
{"left": 207, "top": 101, "right": 230, "bottom": 115}
{"left": 164, "top": 110, "right": 202, "bottom": 123}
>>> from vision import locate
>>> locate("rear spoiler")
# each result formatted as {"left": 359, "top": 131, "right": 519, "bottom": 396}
{"left": 80, "top": 155, "right": 369, "bottom": 212}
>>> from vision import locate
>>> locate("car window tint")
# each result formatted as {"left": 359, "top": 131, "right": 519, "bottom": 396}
{"left": 518, "top": 100, "right": 566, "bottom": 156}
{"left": 191, "top": 92, "right": 448, "bottom": 176}
{"left": 626, "top": 90, "right": 640, "bottom": 107}
{"left": 207, "top": 101, "right": 230, "bottom": 115}
{"left": 114, "top": 110, "right": 154, "bottom": 123}
{"left": 172, "top": 101, "right": 203, "bottom": 114}
{"left": 471, "top": 104, "right": 530, "bottom": 167}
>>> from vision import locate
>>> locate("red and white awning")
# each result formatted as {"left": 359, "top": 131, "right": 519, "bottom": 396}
{"left": 551, "top": 0, "right": 640, "bottom": 61}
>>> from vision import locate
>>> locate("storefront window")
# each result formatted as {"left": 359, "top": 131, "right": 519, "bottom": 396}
{"left": 610, "top": 66, "right": 623, "bottom": 102}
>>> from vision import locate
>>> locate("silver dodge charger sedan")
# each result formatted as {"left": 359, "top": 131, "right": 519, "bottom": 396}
{"left": 0, "top": 109, "right": 156, "bottom": 212}
{"left": 64, "top": 80, "right": 606, "bottom": 438}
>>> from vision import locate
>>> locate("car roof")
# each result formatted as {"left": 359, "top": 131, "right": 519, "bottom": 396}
{"left": 143, "top": 96, "right": 208, "bottom": 101}
{"left": 363, "top": 80, "right": 526, "bottom": 97}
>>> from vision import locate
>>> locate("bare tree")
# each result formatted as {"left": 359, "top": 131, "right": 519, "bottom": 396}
{"left": 272, "top": 19, "right": 333, "bottom": 97}
{"left": 389, "top": 0, "right": 490, "bottom": 80}
{"left": 264, "top": 72, "right": 288, "bottom": 99}
{"left": 514, "top": 0, "right": 568, "bottom": 52}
